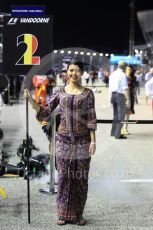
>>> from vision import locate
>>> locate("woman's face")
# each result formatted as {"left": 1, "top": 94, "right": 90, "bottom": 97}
{"left": 126, "top": 66, "right": 132, "bottom": 76}
{"left": 67, "top": 64, "right": 82, "bottom": 83}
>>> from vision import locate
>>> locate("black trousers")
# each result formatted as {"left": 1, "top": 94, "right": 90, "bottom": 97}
{"left": 111, "top": 92, "right": 126, "bottom": 138}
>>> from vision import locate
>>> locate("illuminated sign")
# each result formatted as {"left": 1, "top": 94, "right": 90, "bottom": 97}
{"left": 110, "top": 55, "right": 142, "bottom": 65}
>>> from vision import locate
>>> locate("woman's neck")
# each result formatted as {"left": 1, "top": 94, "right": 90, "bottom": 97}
{"left": 65, "top": 82, "right": 84, "bottom": 94}
{"left": 67, "top": 82, "right": 81, "bottom": 89}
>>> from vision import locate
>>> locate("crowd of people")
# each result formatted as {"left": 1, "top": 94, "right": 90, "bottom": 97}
{"left": 109, "top": 62, "right": 153, "bottom": 139}
{"left": 82, "top": 69, "right": 110, "bottom": 87}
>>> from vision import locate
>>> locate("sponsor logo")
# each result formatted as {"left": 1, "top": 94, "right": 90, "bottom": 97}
{"left": 7, "top": 18, "right": 18, "bottom": 25}
{"left": 20, "top": 18, "right": 50, "bottom": 23}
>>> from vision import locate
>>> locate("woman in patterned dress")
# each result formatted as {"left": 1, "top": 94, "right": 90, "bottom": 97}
{"left": 24, "top": 60, "right": 97, "bottom": 226}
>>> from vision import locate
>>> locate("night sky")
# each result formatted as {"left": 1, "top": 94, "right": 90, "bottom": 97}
{"left": 1, "top": 0, "right": 153, "bottom": 54}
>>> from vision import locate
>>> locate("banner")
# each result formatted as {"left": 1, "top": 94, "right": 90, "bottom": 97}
{"left": 11, "top": 5, "right": 46, "bottom": 17}
{"left": 3, "top": 16, "right": 53, "bottom": 74}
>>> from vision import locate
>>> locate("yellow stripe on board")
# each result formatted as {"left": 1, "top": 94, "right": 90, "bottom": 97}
{"left": 24, "top": 34, "right": 32, "bottom": 64}
{"left": 2, "top": 174, "right": 19, "bottom": 177}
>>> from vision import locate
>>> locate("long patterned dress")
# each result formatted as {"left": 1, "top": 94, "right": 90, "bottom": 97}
{"left": 37, "top": 87, "right": 97, "bottom": 222}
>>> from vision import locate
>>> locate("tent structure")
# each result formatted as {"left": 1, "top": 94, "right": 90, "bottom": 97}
{"left": 137, "top": 10, "right": 153, "bottom": 64}
{"left": 137, "top": 10, "right": 153, "bottom": 44}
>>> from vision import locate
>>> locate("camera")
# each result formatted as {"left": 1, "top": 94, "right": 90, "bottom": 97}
{"left": 16, "top": 137, "right": 49, "bottom": 179}
{"left": 0, "top": 137, "right": 50, "bottom": 179}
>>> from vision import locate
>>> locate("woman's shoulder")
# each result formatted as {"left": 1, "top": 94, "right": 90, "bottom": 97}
{"left": 52, "top": 87, "right": 63, "bottom": 93}
{"left": 84, "top": 87, "right": 94, "bottom": 94}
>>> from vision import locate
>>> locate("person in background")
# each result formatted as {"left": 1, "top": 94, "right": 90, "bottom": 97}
{"left": 135, "top": 69, "right": 143, "bottom": 104}
{"left": 60, "top": 70, "right": 67, "bottom": 86}
{"left": 32, "top": 75, "right": 49, "bottom": 107}
{"left": 145, "top": 67, "right": 153, "bottom": 82}
{"left": 109, "top": 61, "right": 130, "bottom": 139}
{"left": 145, "top": 76, "right": 153, "bottom": 113}
{"left": 82, "top": 70, "right": 90, "bottom": 85}
{"left": 24, "top": 60, "right": 97, "bottom": 226}
{"left": 145, "top": 68, "right": 153, "bottom": 104}
{"left": 97, "top": 68, "right": 103, "bottom": 82}
{"left": 89, "top": 70, "right": 97, "bottom": 86}
{"left": 103, "top": 70, "right": 110, "bottom": 87}
{"left": 46, "top": 69, "right": 56, "bottom": 97}
{"left": 121, "top": 65, "right": 136, "bottom": 135}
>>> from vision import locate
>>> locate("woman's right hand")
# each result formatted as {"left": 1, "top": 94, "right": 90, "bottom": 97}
{"left": 24, "top": 88, "right": 31, "bottom": 100}
{"left": 24, "top": 88, "right": 40, "bottom": 113}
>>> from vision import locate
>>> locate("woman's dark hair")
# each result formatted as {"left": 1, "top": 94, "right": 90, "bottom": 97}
{"left": 127, "top": 64, "right": 136, "bottom": 79}
{"left": 127, "top": 64, "right": 135, "bottom": 74}
{"left": 67, "top": 59, "right": 84, "bottom": 72}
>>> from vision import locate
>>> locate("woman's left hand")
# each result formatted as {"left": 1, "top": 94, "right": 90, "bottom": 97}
{"left": 89, "top": 143, "right": 96, "bottom": 156}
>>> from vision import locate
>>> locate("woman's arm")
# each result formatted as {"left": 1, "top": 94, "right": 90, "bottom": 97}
{"left": 90, "top": 130, "right": 96, "bottom": 142}
{"left": 24, "top": 88, "right": 60, "bottom": 121}
{"left": 89, "top": 130, "right": 96, "bottom": 156}
{"left": 24, "top": 89, "right": 40, "bottom": 113}
{"left": 87, "top": 90, "right": 97, "bottom": 156}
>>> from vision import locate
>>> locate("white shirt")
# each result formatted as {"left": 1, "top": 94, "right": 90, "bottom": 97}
{"left": 145, "top": 77, "right": 153, "bottom": 96}
{"left": 135, "top": 72, "right": 142, "bottom": 82}
{"left": 82, "top": 71, "right": 89, "bottom": 79}
{"left": 109, "top": 68, "right": 128, "bottom": 94}
{"left": 145, "top": 72, "right": 153, "bottom": 81}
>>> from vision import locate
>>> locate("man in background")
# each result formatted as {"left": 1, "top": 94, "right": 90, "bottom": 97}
{"left": 109, "top": 61, "right": 130, "bottom": 139}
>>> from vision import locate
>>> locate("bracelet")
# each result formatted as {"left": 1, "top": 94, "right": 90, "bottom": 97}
{"left": 91, "top": 141, "right": 96, "bottom": 145}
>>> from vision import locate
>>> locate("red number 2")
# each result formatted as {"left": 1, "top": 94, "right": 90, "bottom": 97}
{"left": 16, "top": 33, "right": 40, "bottom": 65}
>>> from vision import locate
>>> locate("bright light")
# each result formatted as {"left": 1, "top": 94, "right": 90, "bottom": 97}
{"left": 87, "top": 52, "right": 90, "bottom": 55}
{"left": 99, "top": 53, "right": 103, "bottom": 56}
{"left": 74, "top": 51, "right": 79, "bottom": 54}
{"left": 105, "top": 53, "right": 109, "bottom": 56}
{"left": 68, "top": 51, "right": 72, "bottom": 54}
{"left": 53, "top": 50, "right": 57, "bottom": 53}
{"left": 134, "top": 49, "right": 139, "bottom": 54}
{"left": 93, "top": 53, "right": 97, "bottom": 56}
{"left": 60, "top": 50, "right": 64, "bottom": 54}
{"left": 80, "top": 52, "right": 84, "bottom": 55}
{"left": 147, "top": 44, "right": 151, "bottom": 47}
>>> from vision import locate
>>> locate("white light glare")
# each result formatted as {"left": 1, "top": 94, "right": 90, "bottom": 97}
{"left": 134, "top": 49, "right": 139, "bottom": 54}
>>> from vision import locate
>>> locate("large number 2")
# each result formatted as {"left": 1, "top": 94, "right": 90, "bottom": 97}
{"left": 16, "top": 33, "right": 40, "bottom": 65}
